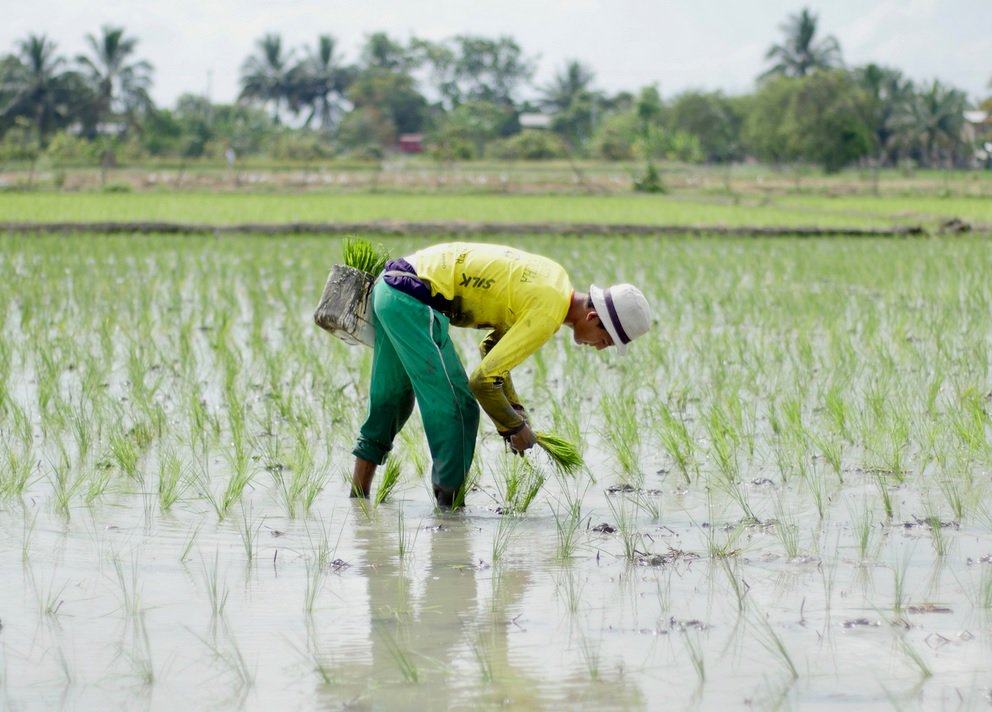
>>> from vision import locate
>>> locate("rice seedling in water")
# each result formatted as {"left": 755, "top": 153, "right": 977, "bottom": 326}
{"left": 490, "top": 514, "right": 518, "bottom": 565}
{"left": 634, "top": 489, "right": 663, "bottom": 523}
{"left": 495, "top": 454, "right": 545, "bottom": 514}
{"left": 112, "top": 552, "right": 144, "bottom": 620}
{"left": 303, "top": 556, "right": 326, "bottom": 615}
{"left": 194, "top": 619, "right": 255, "bottom": 697}
{"left": 975, "top": 567, "right": 992, "bottom": 611}
{"left": 600, "top": 392, "right": 641, "bottom": 483}
{"left": 898, "top": 638, "right": 932, "bottom": 680}
{"left": 950, "top": 386, "right": 991, "bottom": 456}
{"left": 109, "top": 427, "right": 141, "bottom": 481}
{"left": 705, "top": 402, "right": 743, "bottom": 488}
{"left": 655, "top": 400, "right": 696, "bottom": 484}
{"left": 180, "top": 524, "right": 200, "bottom": 562}
{"left": 849, "top": 498, "right": 879, "bottom": 563}
{"left": 553, "top": 568, "right": 584, "bottom": 615}
{"left": 289, "top": 630, "right": 336, "bottom": 686}
{"left": 374, "top": 457, "right": 402, "bottom": 505}
{"left": 772, "top": 497, "right": 803, "bottom": 561}
{"left": 157, "top": 450, "right": 189, "bottom": 511}
{"left": 753, "top": 612, "right": 798, "bottom": 680}
{"left": 937, "top": 473, "right": 970, "bottom": 524}
{"left": 83, "top": 462, "right": 114, "bottom": 504}
{"left": 470, "top": 628, "right": 496, "bottom": 684}
{"left": 21, "top": 508, "right": 38, "bottom": 563}
{"left": 28, "top": 566, "right": 68, "bottom": 621}
{"left": 606, "top": 493, "right": 641, "bottom": 562}
{"left": 216, "top": 445, "right": 257, "bottom": 520}
{"left": 875, "top": 473, "right": 895, "bottom": 520}
{"left": 550, "top": 486, "right": 586, "bottom": 560}
{"left": 801, "top": 460, "right": 831, "bottom": 521}
{"left": 304, "top": 513, "right": 345, "bottom": 570}
{"left": 577, "top": 632, "right": 602, "bottom": 681}
{"left": 890, "top": 546, "right": 914, "bottom": 616}
{"left": 202, "top": 550, "right": 230, "bottom": 620}
{"left": 683, "top": 631, "right": 705, "bottom": 686}
{"left": 237, "top": 502, "right": 263, "bottom": 563}
{"left": 2, "top": 447, "right": 34, "bottom": 499}
{"left": 717, "top": 555, "right": 749, "bottom": 612}
{"left": 396, "top": 507, "right": 420, "bottom": 560}
{"left": 118, "top": 610, "right": 155, "bottom": 687}
{"left": 375, "top": 623, "right": 420, "bottom": 683}
{"left": 50, "top": 447, "right": 84, "bottom": 516}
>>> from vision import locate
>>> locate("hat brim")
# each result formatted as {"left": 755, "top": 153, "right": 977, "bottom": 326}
{"left": 589, "top": 284, "right": 628, "bottom": 356}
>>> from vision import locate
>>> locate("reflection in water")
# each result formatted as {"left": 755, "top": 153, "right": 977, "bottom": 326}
{"left": 314, "top": 507, "right": 546, "bottom": 709}
{"left": 309, "top": 505, "right": 649, "bottom": 710}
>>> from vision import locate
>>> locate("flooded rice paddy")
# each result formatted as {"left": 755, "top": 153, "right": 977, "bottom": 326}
{"left": 1, "top": 232, "right": 991, "bottom": 710}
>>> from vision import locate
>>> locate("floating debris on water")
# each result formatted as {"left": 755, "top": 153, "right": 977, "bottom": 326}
{"left": 907, "top": 603, "right": 952, "bottom": 614}
{"left": 605, "top": 483, "right": 638, "bottom": 495}
{"left": 842, "top": 618, "right": 881, "bottom": 628}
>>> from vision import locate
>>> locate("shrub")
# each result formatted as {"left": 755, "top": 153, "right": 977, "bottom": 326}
{"left": 488, "top": 130, "right": 568, "bottom": 160}
{"left": 45, "top": 132, "right": 97, "bottom": 165}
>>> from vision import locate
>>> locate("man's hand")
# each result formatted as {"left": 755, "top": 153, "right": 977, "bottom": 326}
{"left": 506, "top": 424, "right": 537, "bottom": 455}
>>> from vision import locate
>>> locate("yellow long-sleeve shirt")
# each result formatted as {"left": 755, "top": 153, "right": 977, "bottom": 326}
{"left": 406, "top": 242, "right": 572, "bottom": 433}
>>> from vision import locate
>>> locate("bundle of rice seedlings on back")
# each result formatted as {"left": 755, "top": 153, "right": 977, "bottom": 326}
{"left": 343, "top": 237, "right": 389, "bottom": 277}
{"left": 535, "top": 432, "right": 583, "bottom": 476}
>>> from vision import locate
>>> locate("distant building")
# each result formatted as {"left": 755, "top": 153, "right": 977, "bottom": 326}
{"left": 963, "top": 110, "right": 990, "bottom": 143}
{"left": 964, "top": 111, "right": 992, "bottom": 167}
{"left": 519, "top": 113, "right": 553, "bottom": 130}
{"left": 398, "top": 133, "right": 424, "bottom": 153}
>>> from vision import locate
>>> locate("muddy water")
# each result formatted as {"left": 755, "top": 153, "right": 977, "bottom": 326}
{"left": 3, "top": 233, "right": 992, "bottom": 710}
{"left": 3, "top": 445, "right": 991, "bottom": 711}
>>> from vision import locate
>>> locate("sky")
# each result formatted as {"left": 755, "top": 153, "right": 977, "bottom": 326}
{"left": 2, "top": 0, "right": 990, "bottom": 108}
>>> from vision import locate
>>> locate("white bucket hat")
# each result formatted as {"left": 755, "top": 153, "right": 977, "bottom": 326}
{"left": 589, "top": 283, "right": 652, "bottom": 355}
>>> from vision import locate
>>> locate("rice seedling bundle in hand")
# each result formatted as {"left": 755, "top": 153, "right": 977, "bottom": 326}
{"left": 535, "top": 432, "right": 584, "bottom": 475}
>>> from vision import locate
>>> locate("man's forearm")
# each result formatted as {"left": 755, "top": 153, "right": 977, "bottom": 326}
{"left": 469, "top": 373, "right": 526, "bottom": 434}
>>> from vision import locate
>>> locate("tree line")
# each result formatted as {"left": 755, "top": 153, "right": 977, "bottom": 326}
{"left": 2, "top": 9, "right": 990, "bottom": 173}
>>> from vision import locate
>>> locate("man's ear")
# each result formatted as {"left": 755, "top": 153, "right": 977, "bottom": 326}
{"left": 585, "top": 309, "right": 599, "bottom": 323}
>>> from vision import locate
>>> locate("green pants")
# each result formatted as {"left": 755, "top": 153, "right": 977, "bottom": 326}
{"left": 353, "top": 280, "right": 480, "bottom": 492}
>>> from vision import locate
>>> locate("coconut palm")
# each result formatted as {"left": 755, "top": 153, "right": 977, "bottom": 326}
{"left": 539, "top": 60, "right": 602, "bottom": 149}
{"left": 539, "top": 60, "right": 595, "bottom": 113}
{"left": 762, "top": 8, "right": 842, "bottom": 79}
{"left": 892, "top": 80, "right": 967, "bottom": 166}
{"left": 291, "top": 35, "right": 353, "bottom": 130}
{"left": 76, "top": 25, "right": 153, "bottom": 131}
{"left": 360, "top": 32, "right": 411, "bottom": 71}
{"left": 855, "top": 64, "right": 915, "bottom": 165}
{"left": 0, "top": 34, "right": 77, "bottom": 141}
{"left": 239, "top": 33, "right": 296, "bottom": 122}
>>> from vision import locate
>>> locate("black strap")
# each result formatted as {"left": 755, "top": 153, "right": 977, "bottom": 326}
{"left": 604, "top": 288, "right": 631, "bottom": 344}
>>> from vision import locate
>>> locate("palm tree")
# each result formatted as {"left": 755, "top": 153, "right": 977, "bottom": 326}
{"left": 539, "top": 60, "right": 599, "bottom": 149}
{"left": 291, "top": 35, "right": 352, "bottom": 130}
{"left": 855, "top": 64, "right": 915, "bottom": 165}
{"left": 892, "top": 80, "right": 967, "bottom": 166}
{"left": 239, "top": 34, "right": 295, "bottom": 122}
{"left": 360, "top": 32, "right": 410, "bottom": 71}
{"left": 762, "top": 8, "right": 842, "bottom": 79}
{"left": 539, "top": 60, "right": 595, "bottom": 113}
{"left": 0, "top": 34, "right": 75, "bottom": 142}
{"left": 76, "top": 25, "right": 153, "bottom": 132}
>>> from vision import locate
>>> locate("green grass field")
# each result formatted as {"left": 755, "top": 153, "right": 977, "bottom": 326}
{"left": 3, "top": 190, "right": 991, "bottom": 230}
